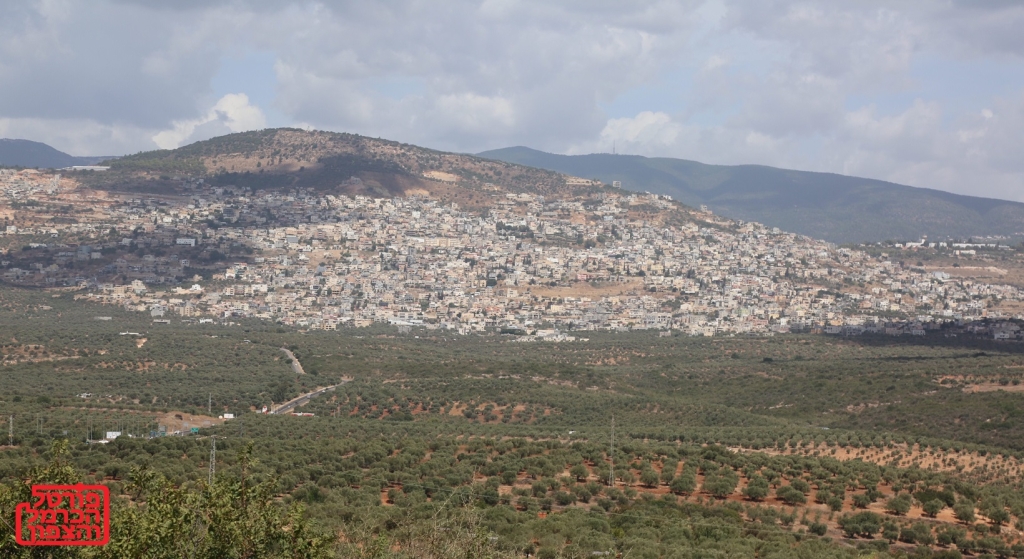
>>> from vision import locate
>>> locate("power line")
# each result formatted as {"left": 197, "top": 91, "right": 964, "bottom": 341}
{"left": 609, "top": 416, "right": 615, "bottom": 487}
{"left": 208, "top": 436, "right": 216, "bottom": 484}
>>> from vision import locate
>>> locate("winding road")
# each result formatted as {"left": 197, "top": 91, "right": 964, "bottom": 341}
{"left": 270, "top": 348, "right": 348, "bottom": 414}
{"left": 270, "top": 384, "right": 343, "bottom": 415}
{"left": 280, "top": 347, "right": 305, "bottom": 374}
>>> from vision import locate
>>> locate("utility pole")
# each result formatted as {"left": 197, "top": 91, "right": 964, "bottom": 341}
{"left": 208, "top": 393, "right": 212, "bottom": 415}
{"left": 609, "top": 416, "right": 615, "bottom": 487}
{"left": 8, "top": 415, "right": 13, "bottom": 447}
{"left": 208, "top": 436, "right": 216, "bottom": 485}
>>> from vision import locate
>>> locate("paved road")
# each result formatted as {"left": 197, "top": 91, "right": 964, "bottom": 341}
{"left": 270, "top": 348, "right": 349, "bottom": 415}
{"left": 270, "top": 383, "right": 344, "bottom": 415}
{"left": 280, "top": 347, "right": 305, "bottom": 374}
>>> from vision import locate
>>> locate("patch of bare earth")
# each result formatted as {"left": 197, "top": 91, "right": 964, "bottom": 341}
{"left": 158, "top": 412, "right": 225, "bottom": 433}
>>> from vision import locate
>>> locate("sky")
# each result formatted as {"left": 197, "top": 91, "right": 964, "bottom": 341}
{"left": 1, "top": 1, "right": 1023, "bottom": 201}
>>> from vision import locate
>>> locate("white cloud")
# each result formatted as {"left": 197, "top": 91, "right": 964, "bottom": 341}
{"left": 576, "top": 111, "right": 684, "bottom": 154}
{"left": 152, "top": 93, "right": 266, "bottom": 150}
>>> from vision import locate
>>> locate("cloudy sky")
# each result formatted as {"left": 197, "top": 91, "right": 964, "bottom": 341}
{"left": 2, "top": 1, "right": 1023, "bottom": 201}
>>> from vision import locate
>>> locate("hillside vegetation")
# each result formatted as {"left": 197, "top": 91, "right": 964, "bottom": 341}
{"left": 5, "top": 288, "right": 1024, "bottom": 557}
{"left": 87, "top": 129, "right": 586, "bottom": 208}
{"left": 478, "top": 147, "right": 1024, "bottom": 244}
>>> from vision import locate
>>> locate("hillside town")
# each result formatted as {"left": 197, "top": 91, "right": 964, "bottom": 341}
{"left": 3, "top": 169, "right": 1024, "bottom": 339}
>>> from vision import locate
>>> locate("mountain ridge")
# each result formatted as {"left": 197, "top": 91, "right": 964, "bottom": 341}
{"left": 25, "top": 128, "right": 1023, "bottom": 244}
{"left": 74, "top": 129, "right": 617, "bottom": 212}
{"left": 0, "top": 138, "right": 117, "bottom": 168}
{"left": 477, "top": 146, "right": 1024, "bottom": 243}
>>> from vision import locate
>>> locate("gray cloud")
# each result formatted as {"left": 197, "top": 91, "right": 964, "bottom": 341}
{"left": 266, "top": 0, "right": 701, "bottom": 151}
{"left": 0, "top": 2, "right": 219, "bottom": 126}
{"left": 0, "top": 0, "right": 1022, "bottom": 201}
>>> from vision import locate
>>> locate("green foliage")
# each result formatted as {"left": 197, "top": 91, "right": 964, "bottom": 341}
{"left": 670, "top": 473, "right": 696, "bottom": 495}
{"left": 982, "top": 500, "right": 1010, "bottom": 525}
{"left": 742, "top": 475, "right": 769, "bottom": 501}
{"left": 0, "top": 440, "right": 79, "bottom": 558}
{"left": 107, "top": 149, "right": 206, "bottom": 174}
{"left": 924, "top": 498, "right": 946, "bottom": 517}
{"left": 639, "top": 469, "right": 660, "bottom": 488}
{"left": 570, "top": 463, "right": 588, "bottom": 482}
{"left": 954, "top": 501, "right": 976, "bottom": 524}
{"left": 936, "top": 525, "right": 967, "bottom": 547}
{"left": 899, "top": 522, "right": 935, "bottom": 546}
{"left": 838, "top": 511, "right": 882, "bottom": 538}
{"left": 5, "top": 288, "right": 1024, "bottom": 557}
{"left": 885, "top": 493, "right": 913, "bottom": 516}
{"left": 702, "top": 467, "right": 739, "bottom": 500}
{"left": 105, "top": 446, "right": 330, "bottom": 558}
{"left": 882, "top": 520, "right": 900, "bottom": 542}
{"left": 0, "top": 441, "right": 332, "bottom": 559}
{"left": 776, "top": 485, "right": 807, "bottom": 506}
{"left": 827, "top": 495, "right": 845, "bottom": 512}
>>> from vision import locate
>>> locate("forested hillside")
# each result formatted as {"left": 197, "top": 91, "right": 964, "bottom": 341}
{"left": 80, "top": 129, "right": 581, "bottom": 207}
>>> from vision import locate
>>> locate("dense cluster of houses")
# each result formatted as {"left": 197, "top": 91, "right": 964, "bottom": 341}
{"left": 4, "top": 173, "right": 1024, "bottom": 338}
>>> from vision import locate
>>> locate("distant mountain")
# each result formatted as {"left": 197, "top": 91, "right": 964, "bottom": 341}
{"left": 0, "top": 139, "right": 117, "bottom": 168}
{"left": 478, "top": 147, "right": 1024, "bottom": 244}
